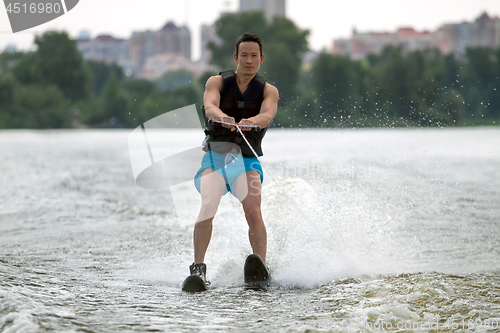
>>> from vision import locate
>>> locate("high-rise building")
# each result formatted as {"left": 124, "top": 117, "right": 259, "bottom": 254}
{"left": 441, "top": 12, "right": 500, "bottom": 58}
{"left": 239, "top": 0, "right": 285, "bottom": 20}
{"left": 129, "top": 22, "right": 191, "bottom": 75}
{"left": 76, "top": 34, "right": 128, "bottom": 65}
{"left": 76, "top": 21, "right": 192, "bottom": 78}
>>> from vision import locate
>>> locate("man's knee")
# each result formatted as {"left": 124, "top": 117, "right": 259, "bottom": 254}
{"left": 198, "top": 196, "right": 221, "bottom": 222}
{"left": 201, "top": 196, "right": 220, "bottom": 210}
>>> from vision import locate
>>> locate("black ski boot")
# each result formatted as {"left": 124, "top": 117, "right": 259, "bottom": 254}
{"left": 182, "top": 263, "right": 210, "bottom": 292}
{"left": 190, "top": 263, "right": 209, "bottom": 284}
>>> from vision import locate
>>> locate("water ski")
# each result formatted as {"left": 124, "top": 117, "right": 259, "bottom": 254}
{"left": 181, "top": 275, "right": 208, "bottom": 293}
{"left": 244, "top": 254, "right": 271, "bottom": 288}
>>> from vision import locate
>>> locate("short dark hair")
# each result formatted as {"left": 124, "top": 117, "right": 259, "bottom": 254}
{"left": 235, "top": 33, "right": 263, "bottom": 56}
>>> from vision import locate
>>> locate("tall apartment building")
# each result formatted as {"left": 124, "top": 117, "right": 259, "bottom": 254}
{"left": 128, "top": 22, "right": 191, "bottom": 76}
{"left": 76, "top": 21, "right": 191, "bottom": 78}
{"left": 76, "top": 34, "right": 128, "bottom": 65}
{"left": 333, "top": 12, "right": 500, "bottom": 59}
{"left": 441, "top": 12, "right": 500, "bottom": 57}
{"left": 239, "top": 0, "right": 286, "bottom": 20}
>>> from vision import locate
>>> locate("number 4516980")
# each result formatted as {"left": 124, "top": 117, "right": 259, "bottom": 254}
{"left": 6, "top": 2, "right": 62, "bottom": 14}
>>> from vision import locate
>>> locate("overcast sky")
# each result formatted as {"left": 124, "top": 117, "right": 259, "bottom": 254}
{"left": 1, "top": 0, "right": 500, "bottom": 60}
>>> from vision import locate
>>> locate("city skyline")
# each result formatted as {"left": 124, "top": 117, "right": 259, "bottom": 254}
{"left": 333, "top": 12, "right": 500, "bottom": 59}
{"left": 73, "top": 10, "right": 500, "bottom": 81}
{"left": 1, "top": 0, "right": 500, "bottom": 60}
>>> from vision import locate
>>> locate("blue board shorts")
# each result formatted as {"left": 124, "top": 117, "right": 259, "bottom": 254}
{"left": 194, "top": 150, "right": 263, "bottom": 196}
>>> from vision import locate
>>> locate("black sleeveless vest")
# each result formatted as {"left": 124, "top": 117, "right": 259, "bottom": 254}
{"left": 203, "top": 70, "right": 268, "bottom": 157}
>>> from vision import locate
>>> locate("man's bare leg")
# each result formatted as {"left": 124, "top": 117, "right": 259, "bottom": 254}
{"left": 235, "top": 170, "right": 267, "bottom": 262}
{"left": 194, "top": 168, "right": 225, "bottom": 264}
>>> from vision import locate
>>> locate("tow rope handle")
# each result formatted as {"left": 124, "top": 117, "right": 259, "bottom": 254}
{"left": 208, "top": 119, "right": 262, "bottom": 132}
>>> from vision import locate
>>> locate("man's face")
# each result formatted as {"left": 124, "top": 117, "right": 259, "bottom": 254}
{"left": 235, "top": 41, "right": 264, "bottom": 75}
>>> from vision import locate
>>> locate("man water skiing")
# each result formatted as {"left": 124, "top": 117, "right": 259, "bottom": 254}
{"left": 185, "top": 33, "right": 279, "bottom": 288}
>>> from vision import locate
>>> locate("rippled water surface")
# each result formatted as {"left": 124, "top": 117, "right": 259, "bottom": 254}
{"left": 1, "top": 128, "right": 499, "bottom": 332}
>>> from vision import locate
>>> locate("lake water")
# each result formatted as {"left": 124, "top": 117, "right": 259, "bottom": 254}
{"left": 1, "top": 127, "right": 499, "bottom": 332}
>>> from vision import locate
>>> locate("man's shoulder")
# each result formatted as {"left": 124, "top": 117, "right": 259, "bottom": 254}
{"left": 264, "top": 82, "right": 279, "bottom": 95}
{"left": 264, "top": 82, "right": 277, "bottom": 89}
{"left": 206, "top": 75, "right": 223, "bottom": 89}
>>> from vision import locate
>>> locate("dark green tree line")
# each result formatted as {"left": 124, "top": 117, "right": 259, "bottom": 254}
{"left": 299, "top": 46, "right": 497, "bottom": 127}
{"left": 0, "top": 31, "right": 205, "bottom": 129}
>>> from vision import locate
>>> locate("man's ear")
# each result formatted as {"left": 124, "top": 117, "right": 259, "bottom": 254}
{"left": 234, "top": 54, "right": 238, "bottom": 62}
